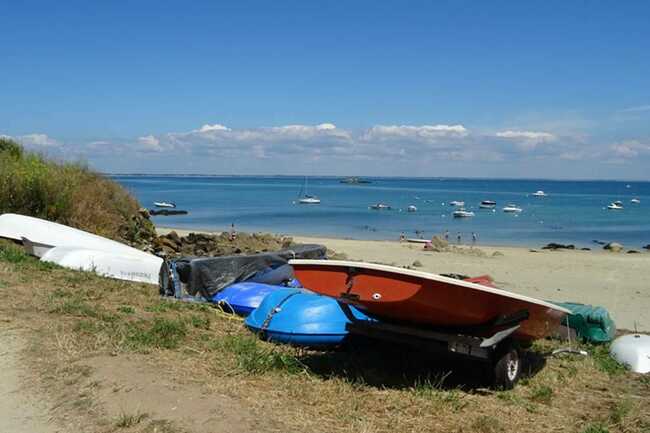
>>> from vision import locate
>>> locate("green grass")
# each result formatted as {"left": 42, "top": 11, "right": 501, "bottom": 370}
{"left": 591, "top": 344, "right": 626, "bottom": 376}
{"left": 221, "top": 334, "right": 304, "bottom": 375}
{"left": 529, "top": 384, "right": 553, "bottom": 404}
{"left": 581, "top": 423, "right": 610, "bottom": 433}
{"left": 0, "top": 241, "right": 29, "bottom": 263}
{"left": 126, "top": 318, "right": 188, "bottom": 350}
{"left": 115, "top": 411, "right": 148, "bottom": 428}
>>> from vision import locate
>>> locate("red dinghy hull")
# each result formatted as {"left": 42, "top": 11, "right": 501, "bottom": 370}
{"left": 290, "top": 260, "right": 569, "bottom": 342}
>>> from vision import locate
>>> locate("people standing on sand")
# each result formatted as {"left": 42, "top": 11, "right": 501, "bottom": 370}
{"left": 457, "top": 232, "right": 461, "bottom": 244}
{"left": 400, "top": 232, "right": 405, "bottom": 242}
{"left": 229, "top": 223, "right": 237, "bottom": 241}
{"left": 444, "top": 230, "right": 449, "bottom": 241}
{"left": 472, "top": 232, "right": 478, "bottom": 245}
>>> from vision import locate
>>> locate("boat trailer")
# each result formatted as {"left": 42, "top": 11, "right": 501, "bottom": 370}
{"left": 340, "top": 304, "right": 529, "bottom": 389}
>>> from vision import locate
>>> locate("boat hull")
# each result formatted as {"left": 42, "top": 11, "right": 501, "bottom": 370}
{"left": 289, "top": 260, "right": 569, "bottom": 342}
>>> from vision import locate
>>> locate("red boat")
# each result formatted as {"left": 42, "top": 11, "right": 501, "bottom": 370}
{"left": 289, "top": 260, "right": 570, "bottom": 342}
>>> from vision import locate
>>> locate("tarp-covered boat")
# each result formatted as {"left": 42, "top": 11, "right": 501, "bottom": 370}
{"left": 160, "top": 244, "right": 326, "bottom": 299}
{"left": 289, "top": 260, "right": 570, "bottom": 342}
{"left": 245, "top": 288, "right": 371, "bottom": 347}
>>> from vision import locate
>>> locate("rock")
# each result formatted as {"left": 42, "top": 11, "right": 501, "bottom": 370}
{"left": 412, "top": 260, "right": 423, "bottom": 267}
{"left": 581, "top": 247, "right": 591, "bottom": 251}
{"left": 643, "top": 244, "right": 650, "bottom": 251}
{"left": 542, "top": 243, "right": 575, "bottom": 250}
{"left": 155, "top": 236, "right": 181, "bottom": 252}
{"left": 138, "top": 207, "right": 150, "bottom": 218}
{"left": 166, "top": 231, "right": 182, "bottom": 246}
{"left": 492, "top": 251, "right": 504, "bottom": 257}
{"left": 529, "top": 249, "right": 538, "bottom": 252}
{"left": 603, "top": 242, "right": 624, "bottom": 252}
{"left": 627, "top": 250, "right": 639, "bottom": 254}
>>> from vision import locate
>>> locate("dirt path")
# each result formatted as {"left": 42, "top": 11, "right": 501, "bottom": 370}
{"left": 0, "top": 327, "right": 59, "bottom": 433}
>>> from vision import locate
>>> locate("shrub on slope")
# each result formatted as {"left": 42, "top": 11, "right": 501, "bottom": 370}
{"left": 0, "top": 137, "right": 155, "bottom": 247}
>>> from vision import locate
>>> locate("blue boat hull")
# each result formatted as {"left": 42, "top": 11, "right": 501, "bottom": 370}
{"left": 210, "top": 282, "right": 284, "bottom": 316}
{"left": 244, "top": 288, "right": 371, "bottom": 347}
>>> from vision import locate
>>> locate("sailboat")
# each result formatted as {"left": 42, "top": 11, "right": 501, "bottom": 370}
{"left": 296, "top": 177, "right": 321, "bottom": 204}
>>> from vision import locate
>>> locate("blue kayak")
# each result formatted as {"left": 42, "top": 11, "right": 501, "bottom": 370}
{"left": 244, "top": 288, "right": 371, "bottom": 347}
{"left": 210, "top": 282, "right": 284, "bottom": 316}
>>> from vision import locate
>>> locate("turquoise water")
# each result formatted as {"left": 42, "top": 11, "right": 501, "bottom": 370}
{"left": 113, "top": 176, "right": 650, "bottom": 249}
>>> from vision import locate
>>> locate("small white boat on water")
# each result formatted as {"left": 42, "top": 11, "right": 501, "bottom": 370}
{"left": 631, "top": 198, "right": 640, "bottom": 204}
{"left": 407, "top": 205, "right": 417, "bottom": 212}
{"left": 370, "top": 203, "right": 391, "bottom": 210}
{"left": 154, "top": 201, "right": 176, "bottom": 208}
{"left": 503, "top": 204, "right": 523, "bottom": 213}
{"left": 449, "top": 200, "right": 465, "bottom": 207}
{"left": 479, "top": 200, "right": 496, "bottom": 209}
{"left": 298, "top": 195, "right": 321, "bottom": 204}
{"left": 607, "top": 202, "right": 624, "bottom": 210}
{"left": 532, "top": 190, "right": 547, "bottom": 197}
{"left": 453, "top": 209, "right": 475, "bottom": 218}
{"left": 296, "top": 177, "right": 321, "bottom": 204}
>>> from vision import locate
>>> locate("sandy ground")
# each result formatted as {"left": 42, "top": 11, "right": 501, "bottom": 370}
{"left": 159, "top": 228, "right": 650, "bottom": 331}
{"left": 0, "top": 328, "right": 58, "bottom": 433}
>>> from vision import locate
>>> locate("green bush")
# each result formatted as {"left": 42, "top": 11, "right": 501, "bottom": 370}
{"left": 0, "top": 138, "right": 154, "bottom": 245}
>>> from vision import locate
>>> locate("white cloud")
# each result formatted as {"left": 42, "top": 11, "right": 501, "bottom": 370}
{"left": 137, "top": 135, "right": 163, "bottom": 152}
{"left": 495, "top": 130, "right": 556, "bottom": 152}
{"left": 18, "top": 133, "right": 61, "bottom": 148}
{"left": 362, "top": 124, "right": 469, "bottom": 143}
{"left": 609, "top": 140, "right": 650, "bottom": 159}
{"left": 197, "top": 124, "right": 231, "bottom": 133}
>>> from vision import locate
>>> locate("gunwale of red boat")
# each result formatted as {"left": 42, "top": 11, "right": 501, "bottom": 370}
{"left": 289, "top": 259, "right": 571, "bottom": 341}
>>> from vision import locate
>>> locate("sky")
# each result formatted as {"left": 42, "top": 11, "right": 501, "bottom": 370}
{"left": 2, "top": 0, "right": 650, "bottom": 179}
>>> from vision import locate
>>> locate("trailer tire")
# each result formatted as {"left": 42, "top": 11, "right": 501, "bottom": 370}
{"left": 492, "top": 344, "right": 520, "bottom": 390}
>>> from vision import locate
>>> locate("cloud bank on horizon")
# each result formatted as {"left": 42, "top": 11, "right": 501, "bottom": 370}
{"left": 3, "top": 120, "right": 650, "bottom": 179}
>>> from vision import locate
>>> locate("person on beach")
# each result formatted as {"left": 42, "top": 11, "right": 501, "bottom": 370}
{"left": 229, "top": 223, "right": 237, "bottom": 241}
{"left": 472, "top": 232, "right": 478, "bottom": 245}
{"left": 444, "top": 230, "right": 449, "bottom": 241}
{"left": 400, "top": 232, "right": 405, "bottom": 242}
{"left": 456, "top": 232, "right": 461, "bottom": 244}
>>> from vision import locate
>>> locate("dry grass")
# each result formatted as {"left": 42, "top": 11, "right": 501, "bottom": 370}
{"left": 1, "top": 242, "right": 649, "bottom": 433}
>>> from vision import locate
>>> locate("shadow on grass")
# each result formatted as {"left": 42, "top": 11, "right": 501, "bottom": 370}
{"left": 296, "top": 336, "right": 547, "bottom": 391}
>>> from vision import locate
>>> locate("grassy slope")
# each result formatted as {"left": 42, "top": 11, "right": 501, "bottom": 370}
{"left": 1, "top": 241, "right": 649, "bottom": 433}
{"left": 0, "top": 138, "right": 154, "bottom": 246}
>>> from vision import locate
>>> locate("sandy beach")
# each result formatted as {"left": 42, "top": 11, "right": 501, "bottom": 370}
{"left": 158, "top": 227, "right": 650, "bottom": 332}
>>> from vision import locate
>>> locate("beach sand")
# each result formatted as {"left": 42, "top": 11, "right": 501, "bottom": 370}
{"left": 158, "top": 228, "right": 650, "bottom": 331}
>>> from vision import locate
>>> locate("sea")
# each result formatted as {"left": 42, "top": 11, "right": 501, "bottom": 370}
{"left": 113, "top": 176, "right": 650, "bottom": 249}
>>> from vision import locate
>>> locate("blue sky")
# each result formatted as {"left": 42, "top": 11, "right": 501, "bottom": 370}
{"left": 2, "top": 1, "right": 649, "bottom": 179}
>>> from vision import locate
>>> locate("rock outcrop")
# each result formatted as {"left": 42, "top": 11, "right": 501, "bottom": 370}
{"left": 603, "top": 242, "right": 624, "bottom": 253}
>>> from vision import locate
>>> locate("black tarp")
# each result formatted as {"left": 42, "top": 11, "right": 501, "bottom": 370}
{"left": 164, "top": 244, "right": 326, "bottom": 299}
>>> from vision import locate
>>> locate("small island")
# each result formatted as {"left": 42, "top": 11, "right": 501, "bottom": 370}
{"left": 340, "top": 176, "right": 372, "bottom": 184}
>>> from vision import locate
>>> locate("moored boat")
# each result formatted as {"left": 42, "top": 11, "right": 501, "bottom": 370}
{"left": 630, "top": 198, "right": 640, "bottom": 204}
{"left": 289, "top": 259, "right": 570, "bottom": 342}
{"left": 449, "top": 200, "right": 465, "bottom": 207}
{"left": 503, "top": 204, "right": 523, "bottom": 213}
{"left": 154, "top": 201, "right": 176, "bottom": 208}
{"left": 407, "top": 205, "right": 417, "bottom": 212}
{"left": 479, "top": 200, "right": 496, "bottom": 209}
{"left": 369, "top": 203, "right": 391, "bottom": 210}
{"left": 532, "top": 190, "right": 547, "bottom": 197}
{"left": 607, "top": 202, "right": 623, "bottom": 210}
{"left": 452, "top": 209, "right": 475, "bottom": 218}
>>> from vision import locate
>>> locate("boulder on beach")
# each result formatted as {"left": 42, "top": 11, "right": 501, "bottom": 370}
{"left": 603, "top": 242, "right": 624, "bottom": 253}
{"left": 643, "top": 244, "right": 650, "bottom": 251}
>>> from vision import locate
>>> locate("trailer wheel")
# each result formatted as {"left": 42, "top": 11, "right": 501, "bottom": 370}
{"left": 492, "top": 344, "right": 520, "bottom": 390}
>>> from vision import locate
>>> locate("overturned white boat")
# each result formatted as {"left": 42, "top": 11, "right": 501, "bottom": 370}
{"left": 609, "top": 333, "right": 650, "bottom": 374}
{"left": 0, "top": 213, "right": 162, "bottom": 284}
{"left": 40, "top": 246, "right": 162, "bottom": 285}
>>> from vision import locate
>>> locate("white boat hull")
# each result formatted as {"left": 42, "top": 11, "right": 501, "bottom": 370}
{"left": 0, "top": 213, "right": 155, "bottom": 260}
{"left": 609, "top": 334, "right": 650, "bottom": 374}
{"left": 41, "top": 247, "right": 162, "bottom": 285}
{"left": 21, "top": 237, "right": 54, "bottom": 258}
